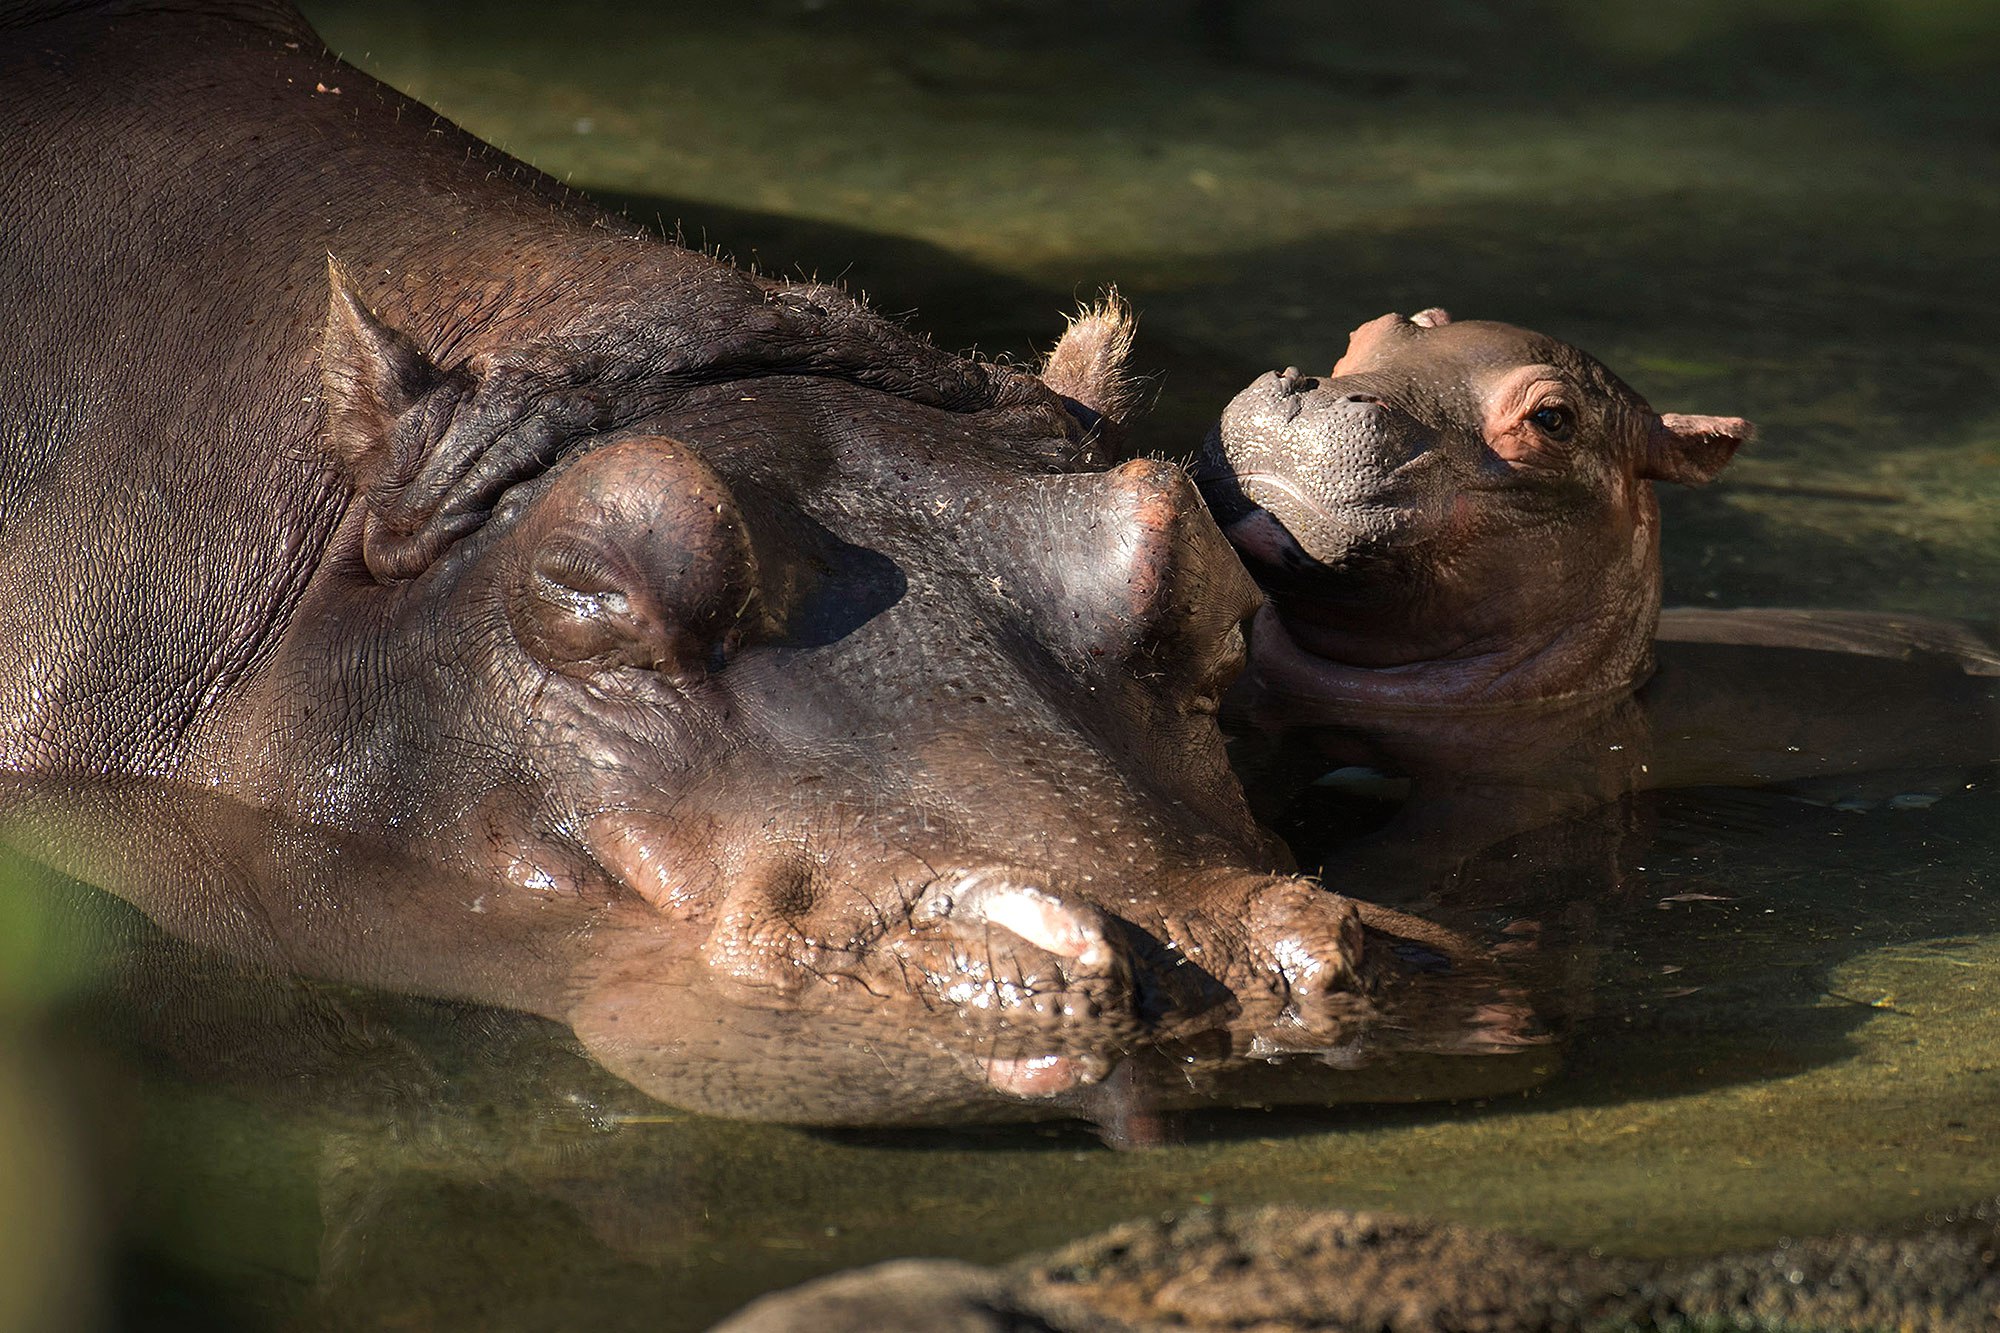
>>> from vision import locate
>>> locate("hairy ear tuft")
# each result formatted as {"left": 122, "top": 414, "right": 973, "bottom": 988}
{"left": 1040, "top": 289, "right": 1145, "bottom": 444}
{"left": 320, "top": 256, "right": 441, "bottom": 490}
{"left": 1643, "top": 412, "right": 1753, "bottom": 486}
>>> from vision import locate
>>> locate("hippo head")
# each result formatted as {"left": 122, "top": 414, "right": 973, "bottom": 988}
{"left": 1197, "top": 310, "right": 1752, "bottom": 709}
{"left": 193, "top": 262, "right": 1528, "bottom": 1128}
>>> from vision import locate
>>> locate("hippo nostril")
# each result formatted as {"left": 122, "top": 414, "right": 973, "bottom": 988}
{"left": 1275, "top": 366, "right": 1304, "bottom": 395}
{"left": 1338, "top": 393, "right": 1383, "bottom": 407}
{"left": 1246, "top": 880, "right": 1366, "bottom": 1002}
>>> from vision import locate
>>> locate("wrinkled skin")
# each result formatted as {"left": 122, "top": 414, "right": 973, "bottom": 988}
{"left": 0, "top": 4, "right": 1537, "bottom": 1127}
{"left": 1197, "top": 310, "right": 1998, "bottom": 886}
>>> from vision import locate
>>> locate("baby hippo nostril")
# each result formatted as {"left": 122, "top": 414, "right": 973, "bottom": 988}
{"left": 1275, "top": 366, "right": 1304, "bottom": 396}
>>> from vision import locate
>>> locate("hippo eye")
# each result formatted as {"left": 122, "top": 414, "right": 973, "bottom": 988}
{"left": 1528, "top": 405, "right": 1575, "bottom": 439}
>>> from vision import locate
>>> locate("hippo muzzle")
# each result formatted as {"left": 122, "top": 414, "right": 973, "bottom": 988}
{"left": 1196, "top": 367, "right": 1454, "bottom": 607}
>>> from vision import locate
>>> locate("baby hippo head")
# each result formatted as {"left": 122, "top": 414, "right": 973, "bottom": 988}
{"left": 1196, "top": 310, "right": 1753, "bottom": 706}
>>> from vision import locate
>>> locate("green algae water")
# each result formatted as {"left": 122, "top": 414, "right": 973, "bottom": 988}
{"left": 12, "top": 2, "right": 2000, "bottom": 1328}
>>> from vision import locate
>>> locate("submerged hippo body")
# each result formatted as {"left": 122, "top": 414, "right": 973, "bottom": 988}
{"left": 0, "top": 4, "right": 1527, "bottom": 1126}
{"left": 1198, "top": 310, "right": 1999, "bottom": 881}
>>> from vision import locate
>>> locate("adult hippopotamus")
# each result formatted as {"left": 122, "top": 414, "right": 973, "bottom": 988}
{"left": 0, "top": 2, "right": 1536, "bottom": 1128}
{"left": 1196, "top": 310, "right": 1999, "bottom": 883}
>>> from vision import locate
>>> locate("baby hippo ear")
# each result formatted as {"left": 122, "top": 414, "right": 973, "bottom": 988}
{"left": 1642, "top": 413, "right": 1754, "bottom": 486}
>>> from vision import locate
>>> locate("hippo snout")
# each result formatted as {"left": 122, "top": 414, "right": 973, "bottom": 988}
{"left": 1223, "top": 371, "right": 1431, "bottom": 476}
{"left": 1199, "top": 373, "right": 1441, "bottom": 574}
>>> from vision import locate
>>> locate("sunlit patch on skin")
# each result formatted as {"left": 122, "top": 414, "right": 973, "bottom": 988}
{"left": 587, "top": 815, "right": 719, "bottom": 919}
{"left": 924, "top": 868, "right": 1112, "bottom": 968}
{"left": 942, "top": 975, "right": 1036, "bottom": 1011}
{"left": 1269, "top": 934, "right": 1334, "bottom": 992}
{"left": 985, "top": 1053, "right": 1091, "bottom": 1097}
{"left": 977, "top": 884, "right": 1110, "bottom": 967}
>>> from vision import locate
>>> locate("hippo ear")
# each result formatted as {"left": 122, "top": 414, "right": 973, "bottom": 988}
{"left": 1040, "top": 290, "right": 1144, "bottom": 448}
{"left": 1641, "top": 413, "right": 1753, "bottom": 486}
{"left": 319, "top": 256, "right": 448, "bottom": 492}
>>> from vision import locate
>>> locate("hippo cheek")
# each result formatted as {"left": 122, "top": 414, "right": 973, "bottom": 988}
{"left": 458, "top": 793, "right": 623, "bottom": 906}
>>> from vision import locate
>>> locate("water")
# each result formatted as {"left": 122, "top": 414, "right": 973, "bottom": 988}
{"left": 7, "top": 1, "right": 1999, "bottom": 1328}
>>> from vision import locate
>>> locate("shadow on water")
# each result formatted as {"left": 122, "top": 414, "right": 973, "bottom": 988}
{"left": 587, "top": 181, "right": 2000, "bottom": 621}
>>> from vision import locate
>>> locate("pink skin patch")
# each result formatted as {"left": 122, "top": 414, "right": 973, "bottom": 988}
{"left": 1645, "top": 413, "right": 1753, "bottom": 484}
{"left": 1330, "top": 312, "right": 1407, "bottom": 376}
{"left": 985, "top": 1053, "right": 1088, "bottom": 1097}
{"left": 1329, "top": 308, "right": 1450, "bottom": 376}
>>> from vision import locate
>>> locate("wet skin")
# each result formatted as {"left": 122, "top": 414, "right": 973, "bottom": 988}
{"left": 0, "top": 4, "right": 1536, "bottom": 1128}
{"left": 1198, "top": 310, "right": 1999, "bottom": 883}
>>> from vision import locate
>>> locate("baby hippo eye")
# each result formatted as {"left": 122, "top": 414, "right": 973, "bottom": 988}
{"left": 1528, "top": 404, "right": 1574, "bottom": 439}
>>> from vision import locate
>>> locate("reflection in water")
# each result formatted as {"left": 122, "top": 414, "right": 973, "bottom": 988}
{"left": 10, "top": 706, "right": 1996, "bottom": 1327}
{"left": 1241, "top": 614, "right": 2000, "bottom": 909}
{"left": 0, "top": 777, "right": 1556, "bottom": 1142}
{"left": 6, "top": 698, "right": 1997, "bottom": 1326}
{"left": 0, "top": 778, "right": 1562, "bottom": 1328}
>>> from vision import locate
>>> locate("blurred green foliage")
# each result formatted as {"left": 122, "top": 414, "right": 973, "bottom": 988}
{"left": 0, "top": 852, "right": 101, "bottom": 1333}
{"left": 0, "top": 854, "right": 99, "bottom": 1021}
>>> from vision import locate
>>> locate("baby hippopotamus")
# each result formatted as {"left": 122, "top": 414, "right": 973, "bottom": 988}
{"left": 1196, "top": 309, "right": 1750, "bottom": 711}
{"left": 1196, "top": 309, "right": 1997, "bottom": 888}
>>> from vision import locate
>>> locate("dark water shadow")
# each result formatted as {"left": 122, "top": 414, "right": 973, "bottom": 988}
{"left": 586, "top": 181, "right": 2000, "bottom": 597}
{"left": 586, "top": 187, "right": 1116, "bottom": 373}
